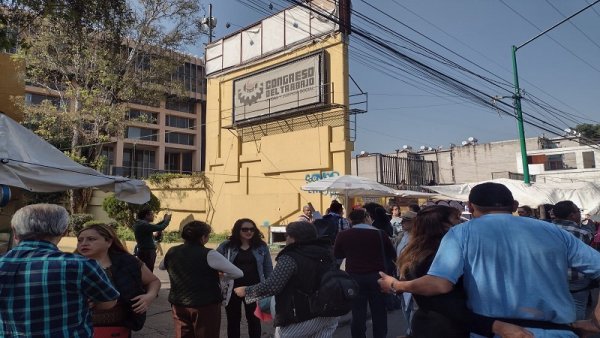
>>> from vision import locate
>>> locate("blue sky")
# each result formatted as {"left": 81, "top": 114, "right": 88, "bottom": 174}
{"left": 188, "top": 0, "right": 600, "bottom": 154}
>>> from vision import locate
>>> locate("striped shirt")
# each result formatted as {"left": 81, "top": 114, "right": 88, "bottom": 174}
{"left": 554, "top": 219, "right": 593, "bottom": 281}
{"left": 0, "top": 240, "right": 120, "bottom": 337}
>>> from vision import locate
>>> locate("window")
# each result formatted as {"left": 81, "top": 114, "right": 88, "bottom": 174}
{"left": 165, "top": 132, "right": 194, "bottom": 145}
{"left": 25, "top": 93, "right": 65, "bottom": 109}
{"left": 127, "top": 109, "right": 158, "bottom": 124}
{"left": 126, "top": 127, "right": 158, "bottom": 141}
{"left": 173, "top": 62, "right": 205, "bottom": 93}
{"left": 165, "top": 96, "right": 196, "bottom": 114}
{"left": 166, "top": 115, "right": 195, "bottom": 129}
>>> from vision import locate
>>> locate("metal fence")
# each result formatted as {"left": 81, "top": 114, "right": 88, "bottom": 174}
{"left": 365, "top": 154, "right": 439, "bottom": 191}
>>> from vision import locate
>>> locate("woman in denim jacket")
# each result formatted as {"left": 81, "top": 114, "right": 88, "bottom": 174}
{"left": 217, "top": 218, "right": 273, "bottom": 338}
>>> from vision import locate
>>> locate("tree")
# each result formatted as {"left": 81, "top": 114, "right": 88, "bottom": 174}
{"left": 103, "top": 192, "right": 160, "bottom": 228}
{"left": 7, "top": 0, "right": 205, "bottom": 213}
{"left": 575, "top": 124, "right": 600, "bottom": 142}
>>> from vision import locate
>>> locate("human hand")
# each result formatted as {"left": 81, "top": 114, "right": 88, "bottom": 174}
{"left": 164, "top": 214, "right": 172, "bottom": 221}
{"left": 377, "top": 271, "right": 396, "bottom": 293}
{"left": 234, "top": 286, "right": 246, "bottom": 298}
{"left": 492, "top": 321, "right": 534, "bottom": 338}
{"left": 131, "top": 293, "right": 155, "bottom": 314}
{"left": 572, "top": 320, "right": 600, "bottom": 337}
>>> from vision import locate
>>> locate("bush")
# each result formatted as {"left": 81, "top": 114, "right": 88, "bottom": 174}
{"left": 161, "top": 231, "right": 181, "bottom": 243}
{"left": 102, "top": 193, "right": 161, "bottom": 228}
{"left": 209, "top": 231, "right": 229, "bottom": 244}
{"left": 69, "top": 214, "right": 93, "bottom": 235}
{"left": 116, "top": 225, "right": 135, "bottom": 242}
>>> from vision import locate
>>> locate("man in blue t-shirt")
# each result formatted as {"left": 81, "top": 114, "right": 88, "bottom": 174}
{"left": 378, "top": 182, "right": 600, "bottom": 337}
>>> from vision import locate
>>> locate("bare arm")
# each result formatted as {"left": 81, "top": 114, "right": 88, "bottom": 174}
{"left": 378, "top": 271, "right": 453, "bottom": 296}
{"left": 130, "top": 263, "right": 161, "bottom": 314}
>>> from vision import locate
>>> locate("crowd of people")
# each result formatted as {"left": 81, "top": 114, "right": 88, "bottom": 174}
{"left": 2, "top": 181, "right": 600, "bottom": 338}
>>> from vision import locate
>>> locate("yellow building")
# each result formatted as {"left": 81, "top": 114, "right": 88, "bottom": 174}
{"left": 202, "top": 0, "right": 353, "bottom": 233}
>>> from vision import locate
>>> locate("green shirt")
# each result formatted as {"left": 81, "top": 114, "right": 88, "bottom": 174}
{"left": 133, "top": 218, "right": 170, "bottom": 250}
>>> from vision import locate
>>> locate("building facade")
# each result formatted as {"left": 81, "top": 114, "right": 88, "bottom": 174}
{"left": 353, "top": 136, "right": 600, "bottom": 187}
{"left": 200, "top": 0, "right": 353, "bottom": 233}
{"left": 24, "top": 57, "right": 207, "bottom": 178}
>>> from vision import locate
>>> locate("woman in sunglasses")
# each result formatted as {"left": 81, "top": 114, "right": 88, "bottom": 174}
{"left": 217, "top": 218, "right": 273, "bottom": 338}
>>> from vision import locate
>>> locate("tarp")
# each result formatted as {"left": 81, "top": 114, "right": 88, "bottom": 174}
{"left": 302, "top": 175, "right": 399, "bottom": 197}
{"left": 0, "top": 113, "right": 150, "bottom": 204}
{"left": 426, "top": 178, "right": 600, "bottom": 215}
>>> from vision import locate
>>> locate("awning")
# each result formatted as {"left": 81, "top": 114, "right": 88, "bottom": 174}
{"left": 0, "top": 113, "right": 150, "bottom": 204}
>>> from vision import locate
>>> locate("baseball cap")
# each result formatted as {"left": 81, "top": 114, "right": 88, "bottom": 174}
{"left": 468, "top": 182, "right": 514, "bottom": 208}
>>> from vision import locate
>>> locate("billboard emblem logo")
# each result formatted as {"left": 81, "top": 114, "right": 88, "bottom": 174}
{"left": 238, "top": 81, "right": 264, "bottom": 106}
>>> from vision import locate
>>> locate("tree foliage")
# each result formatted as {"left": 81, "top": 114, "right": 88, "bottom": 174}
{"left": 6, "top": 0, "right": 205, "bottom": 213}
{"left": 575, "top": 124, "right": 600, "bottom": 141}
{"left": 102, "top": 192, "right": 160, "bottom": 228}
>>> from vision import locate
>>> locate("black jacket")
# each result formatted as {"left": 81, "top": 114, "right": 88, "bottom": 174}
{"left": 109, "top": 251, "right": 147, "bottom": 331}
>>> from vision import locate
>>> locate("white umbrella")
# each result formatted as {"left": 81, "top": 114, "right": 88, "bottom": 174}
{"left": 302, "top": 175, "right": 399, "bottom": 197}
{"left": 0, "top": 113, "right": 150, "bottom": 204}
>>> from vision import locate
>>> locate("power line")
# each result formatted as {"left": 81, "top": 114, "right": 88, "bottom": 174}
{"left": 544, "top": 0, "right": 600, "bottom": 52}
{"left": 499, "top": 0, "right": 600, "bottom": 73}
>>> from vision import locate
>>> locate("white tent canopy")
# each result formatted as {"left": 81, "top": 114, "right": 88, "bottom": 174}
{"left": 0, "top": 113, "right": 150, "bottom": 204}
{"left": 302, "top": 175, "right": 399, "bottom": 197}
{"left": 426, "top": 178, "right": 600, "bottom": 215}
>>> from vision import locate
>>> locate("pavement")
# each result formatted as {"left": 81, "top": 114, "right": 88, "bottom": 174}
{"left": 133, "top": 252, "right": 409, "bottom": 338}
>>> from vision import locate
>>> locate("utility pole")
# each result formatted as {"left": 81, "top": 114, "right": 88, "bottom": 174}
{"left": 511, "top": 45, "right": 530, "bottom": 184}
{"left": 208, "top": 4, "right": 213, "bottom": 43}
{"left": 511, "top": 0, "right": 600, "bottom": 185}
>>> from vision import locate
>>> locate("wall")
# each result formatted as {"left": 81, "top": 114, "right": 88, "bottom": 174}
{"left": 204, "top": 33, "right": 351, "bottom": 233}
{"left": 437, "top": 137, "right": 542, "bottom": 184}
{"left": 0, "top": 53, "right": 24, "bottom": 121}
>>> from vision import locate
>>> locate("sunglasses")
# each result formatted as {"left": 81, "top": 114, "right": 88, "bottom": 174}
{"left": 241, "top": 228, "right": 256, "bottom": 233}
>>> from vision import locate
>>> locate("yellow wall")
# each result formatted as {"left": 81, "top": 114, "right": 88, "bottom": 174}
{"left": 204, "top": 33, "right": 352, "bottom": 233}
{"left": 0, "top": 53, "right": 24, "bottom": 121}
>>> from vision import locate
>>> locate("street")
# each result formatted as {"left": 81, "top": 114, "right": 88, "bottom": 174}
{"left": 134, "top": 264, "right": 409, "bottom": 338}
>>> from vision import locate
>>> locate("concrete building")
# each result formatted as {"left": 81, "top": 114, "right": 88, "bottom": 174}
{"left": 24, "top": 57, "right": 207, "bottom": 178}
{"left": 353, "top": 136, "right": 600, "bottom": 187}
{"left": 199, "top": 0, "right": 354, "bottom": 233}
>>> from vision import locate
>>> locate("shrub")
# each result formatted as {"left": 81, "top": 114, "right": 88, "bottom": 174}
{"left": 209, "top": 231, "right": 229, "bottom": 244}
{"left": 102, "top": 193, "right": 161, "bottom": 228}
{"left": 69, "top": 214, "right": 93, "bottom": 235}
{"left": 161, "top": 231, "right": 181, "bottom": 243}
{"left": 116, "top": 225, "right": 136, "bottom": 242}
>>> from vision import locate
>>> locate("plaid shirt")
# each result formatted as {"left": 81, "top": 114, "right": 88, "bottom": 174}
{"left": 0, "top": 240, "right": 120, "bottom": 337}
{"left": 553, "top": 219, "right": 593, "bottom": 281}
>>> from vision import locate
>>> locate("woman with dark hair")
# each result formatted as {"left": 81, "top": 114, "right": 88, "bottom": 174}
{"left": 217, "top": 218, "right": 273, "bottom": 338}
{"left": 389, "top": 206, "right": 525, "bottom": 337}
{"left": 162, "top": 221, "right": 243, "bottom": 338}
{"left": 364, "top": 202, "right": 393, "bottom": 237}
{"left": 77, "top": 223, "right": 161, "bottom": 337}
{"left": 234, "top": 221, "right": 339, "bottom": 337}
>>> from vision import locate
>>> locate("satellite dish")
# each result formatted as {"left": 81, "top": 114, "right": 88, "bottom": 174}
{"left": 420, "top": 145, "right": 426, "bottom": 150}
{"left": 461, "top": 141, "right": 468, "bottom": 146}
{"left": 427, "top": 147, "right": 433, "bottom": 151}
{"left": 468, "top": 136, "right": 477, "bottom": 143}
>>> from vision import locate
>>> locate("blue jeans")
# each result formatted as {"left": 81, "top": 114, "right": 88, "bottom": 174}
{"left": 349, "top": 272, "right": 387, "bottom": 338}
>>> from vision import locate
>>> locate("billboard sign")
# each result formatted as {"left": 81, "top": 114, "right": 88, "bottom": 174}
{"left": 233, "top": 53, "right": 324, "bottom": 124}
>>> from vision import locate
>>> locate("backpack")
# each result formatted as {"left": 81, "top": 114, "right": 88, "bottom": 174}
{"left": 319, "top": 214, "right": 344, "bottom": 242}
{"left": 307, "top": 268, "right": 359, "bottom": 317}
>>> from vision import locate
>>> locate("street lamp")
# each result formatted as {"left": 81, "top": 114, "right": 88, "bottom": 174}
{"left": 511, "top": 0, "right": 599, "bottom": 185}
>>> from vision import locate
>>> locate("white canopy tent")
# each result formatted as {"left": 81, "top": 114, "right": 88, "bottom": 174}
{"left": 426, "top": 178, "right": 600, "bottom": 215}
{"left": 0, "top": 113, "right": 150, "bottom": 204}
{"left": 302, "top": 175, "right": 399, "bottom": 197}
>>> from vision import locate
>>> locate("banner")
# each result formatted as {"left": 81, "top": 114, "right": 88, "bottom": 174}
{"left": 233, "top": 53, "right": 324, "bottom": 124}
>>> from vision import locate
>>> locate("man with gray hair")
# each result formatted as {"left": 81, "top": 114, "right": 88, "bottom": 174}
{"left": 0, "top": 204, "right": 120, "bottom": 337}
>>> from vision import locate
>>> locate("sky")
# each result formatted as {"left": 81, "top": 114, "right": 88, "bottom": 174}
{"left": 187, "top": 0, "right": 600, "bottom": 155}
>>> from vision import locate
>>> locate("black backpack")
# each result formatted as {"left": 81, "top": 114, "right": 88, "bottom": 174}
{"left": 318, "top": 214, "right": 344, "bottom": 242}
{"left": 307, "top": 268, "right": 359, "bottom": 317}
